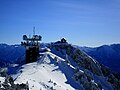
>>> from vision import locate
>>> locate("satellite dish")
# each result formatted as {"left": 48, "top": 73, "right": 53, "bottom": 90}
{"left": 39, "top": 35, "right": 42, "bottom": 40}
{"left": 23, "top": 35, "right": 27, "bottom": 40}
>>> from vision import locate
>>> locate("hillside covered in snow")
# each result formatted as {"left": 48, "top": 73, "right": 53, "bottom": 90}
{"left": 0, "top": 43, "right": 120, "bottom": 74}
{"left": 0, "top": 42, "right": 120, "bottom": 90}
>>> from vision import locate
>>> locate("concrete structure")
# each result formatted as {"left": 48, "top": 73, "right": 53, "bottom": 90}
{"left": 21, "top": 33, "right": 42, "bottom": 63}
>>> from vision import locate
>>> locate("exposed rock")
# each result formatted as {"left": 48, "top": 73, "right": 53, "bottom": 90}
{"left": 48, "top": 42, "right": 120, "bottom": 90}
{"left": 0, "top": 67, "right": 29, "bottom": 90}
{"left": 74, "top": 71, "right": 102, "bottom": 90}
{"left": 107, "top": 74, "right": 120, "bottom": 90}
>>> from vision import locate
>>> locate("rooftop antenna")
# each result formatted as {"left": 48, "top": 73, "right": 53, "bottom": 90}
{"left": 33, "top": 26, "right": 35, "bottom": 35}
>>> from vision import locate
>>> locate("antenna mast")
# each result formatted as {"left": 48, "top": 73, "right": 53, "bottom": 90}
{"left": 21, "top": 27, "right": 42, "bottom": 63}
{"left": 33, "top": 26, "right": 35, "bottom": 35}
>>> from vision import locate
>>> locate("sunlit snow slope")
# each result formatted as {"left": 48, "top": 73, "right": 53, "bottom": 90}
{"left": 12, "top": 43, "right": 120, "bottom": 90}
{"left": 13, "top": 51, "right": 83, "bottom": 90}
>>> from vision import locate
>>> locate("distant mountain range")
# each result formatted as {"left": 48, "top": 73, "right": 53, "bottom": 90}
{"left": 0, "top": 43, "right": 120, "bottom": 73}
{"left": 78, "top": 44, "right": 120, "bottom": 73}
{"left": 0, "top": 44, "right": 25, "bottom": 67}
{"left": 0, "top": 43, "right": 120, "bottom": 90}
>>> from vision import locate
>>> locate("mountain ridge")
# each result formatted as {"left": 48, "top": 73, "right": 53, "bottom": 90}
{"left": 0, "top": 42, "right": 120, "bottom": 90}
{"left": 79, "top": 44, "right": 120, "bottom": 73}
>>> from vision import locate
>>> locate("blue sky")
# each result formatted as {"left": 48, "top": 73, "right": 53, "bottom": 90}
{"left": 0, "top": 0, "right": 120, "bottom": 47}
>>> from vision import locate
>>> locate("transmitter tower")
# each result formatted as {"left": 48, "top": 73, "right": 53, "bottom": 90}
{"left": 21, "top": 28, "right": 42, "bottom": 63}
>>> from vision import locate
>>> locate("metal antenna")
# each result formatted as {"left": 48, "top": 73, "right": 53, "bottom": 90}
{"left": 33, "top": 26, "right": 35, "bottom": 35}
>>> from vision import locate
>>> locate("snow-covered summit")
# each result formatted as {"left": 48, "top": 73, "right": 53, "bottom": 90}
{"left": 10, "top": 42, "right": 120, "bottom": 90}
{"left": 0, "top": 42, "right": 120, "bottom": 90}
{"left": 14, "top": 51, "right": 83, "bottom": 90}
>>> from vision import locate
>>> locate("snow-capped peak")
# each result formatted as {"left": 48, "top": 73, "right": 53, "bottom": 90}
{"left": 2, "top": 42, "right": 119, "bottom": 90}
{"left": 13, "top": 51, "right": 83, "bottom": 90}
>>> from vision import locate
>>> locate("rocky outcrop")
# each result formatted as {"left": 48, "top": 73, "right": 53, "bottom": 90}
{"left": 48, "top": 42, "right": 120, "bottom": 90}
{"left": 107, "top": 73, "right": 120, "bottom": 90}
{"left": 49, "top": 43, "right": 103, "bottom": 76}
{"left": 74, "top": 69, "right": 102, "bottom": 90}
{"left": 0, "top": 68, "right": 29, "bottom": 90}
